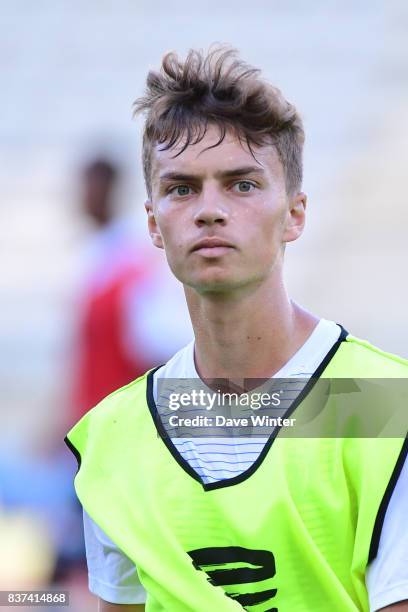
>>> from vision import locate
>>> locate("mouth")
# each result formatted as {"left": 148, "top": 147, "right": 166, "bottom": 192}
{"left": 191, "top": 238, "right": 235, "bottom": 257}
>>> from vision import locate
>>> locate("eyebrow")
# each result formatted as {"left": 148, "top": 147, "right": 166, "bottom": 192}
{"left": 158, "top": 166, "right": 265, "bottom": 182}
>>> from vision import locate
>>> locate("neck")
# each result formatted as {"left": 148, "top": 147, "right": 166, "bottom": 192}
{"left": 184, "top": 276, "right": 319, "bottom": 383}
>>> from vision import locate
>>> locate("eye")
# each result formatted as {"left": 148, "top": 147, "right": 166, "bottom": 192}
{"left": 232, "top": 180, "right": 256, "bottom": 193}
{"left": 169, "top": 185, "right": 193, "bottom": 197}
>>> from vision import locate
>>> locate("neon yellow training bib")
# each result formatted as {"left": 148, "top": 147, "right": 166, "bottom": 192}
{"left": 66, "top": 331, "right": 408, "bottom": 611}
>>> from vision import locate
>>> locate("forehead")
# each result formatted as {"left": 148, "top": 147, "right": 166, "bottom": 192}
{"left": 150, "top": 124, "right": 283, "bottom": 185}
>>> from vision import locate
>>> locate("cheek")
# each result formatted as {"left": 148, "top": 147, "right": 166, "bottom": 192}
{"left": 243, "top": 199, "right": 286, "bottom": 245}
{"left": 156, "top": 207, "right": 186, "bottom": 255}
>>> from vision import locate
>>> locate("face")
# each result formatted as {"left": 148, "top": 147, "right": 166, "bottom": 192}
{"left": 145, "top": 125, "right": 306, "bottom": 295}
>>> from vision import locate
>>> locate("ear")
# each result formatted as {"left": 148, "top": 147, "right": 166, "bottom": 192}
{"left": 282, "top": 192, "right": 307, "bottom": 243}
{"left": 145, "top": 200, "right": 164, "bottom": 249}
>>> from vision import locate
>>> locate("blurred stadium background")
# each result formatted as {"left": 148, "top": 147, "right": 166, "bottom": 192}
{"left": 0, "top": 1, "right": 407, "bottom": 609}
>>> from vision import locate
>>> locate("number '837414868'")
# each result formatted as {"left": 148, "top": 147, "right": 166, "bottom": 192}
{"left": 0, "top": 591, "right": 69, "bottom": 606}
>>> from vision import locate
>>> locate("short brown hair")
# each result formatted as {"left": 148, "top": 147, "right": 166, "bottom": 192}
{"left": 133, "top": 46, "right": 305, "bottom": 197}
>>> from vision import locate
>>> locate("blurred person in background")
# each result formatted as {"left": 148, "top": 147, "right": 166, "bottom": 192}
{"left": 70, "top": 157, "right": 150, "bottom": 421}
{"left": 42, "top": 154, "right": 192, "bottom": 591}
{"left": 69, "top": 156, "right": 192, "bottom": 424}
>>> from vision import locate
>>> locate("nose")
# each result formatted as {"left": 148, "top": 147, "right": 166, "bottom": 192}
{"left": 193, "top": 186, "right": 229, "bottom": 227}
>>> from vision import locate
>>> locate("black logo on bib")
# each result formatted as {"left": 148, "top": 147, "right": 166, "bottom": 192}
{"left": 188, "top": 546, "right": 277, "bottom": 610}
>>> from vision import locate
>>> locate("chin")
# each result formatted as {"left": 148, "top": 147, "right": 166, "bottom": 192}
{"left": 187, "top": 273, "right": 246, "bottom": 294}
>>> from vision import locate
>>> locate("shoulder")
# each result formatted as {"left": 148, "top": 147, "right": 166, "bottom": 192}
{"left": 336, "top": 332, "right": 408, "bottom": 376}
{"left": 87, "top": 369, "right": 151, "bottom": 418}
{"left": 66, "top": 340, "right": 195, "bottom": 441}
{"left": 65, "top": 369, "right": 152, "bottom": 456}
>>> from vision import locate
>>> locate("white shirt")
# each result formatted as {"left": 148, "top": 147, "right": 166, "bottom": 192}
{"left": 83, "top": 319, "right": 408, "bottom": 610}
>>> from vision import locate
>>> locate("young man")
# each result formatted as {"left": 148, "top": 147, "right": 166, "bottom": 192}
{"left": 65, "top": 47, "right": 408, "bottom": 611}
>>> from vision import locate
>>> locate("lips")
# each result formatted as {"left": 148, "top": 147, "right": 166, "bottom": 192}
{"left": 191, "top": 238, "right": 234, "bottom": 252}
